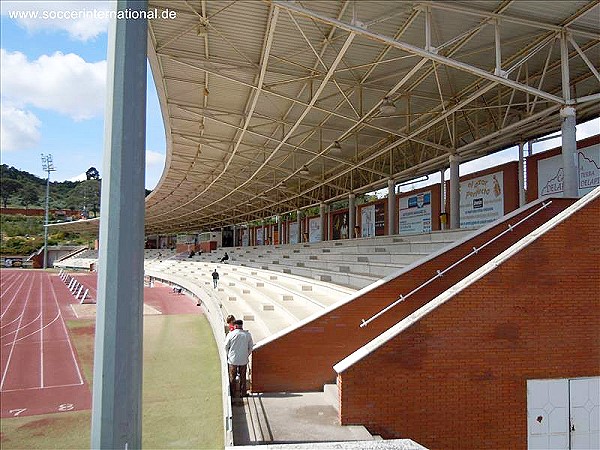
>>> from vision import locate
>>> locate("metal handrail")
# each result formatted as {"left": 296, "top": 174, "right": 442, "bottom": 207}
{"left": 360, "top": 200, "right": 553, "bottom": 328}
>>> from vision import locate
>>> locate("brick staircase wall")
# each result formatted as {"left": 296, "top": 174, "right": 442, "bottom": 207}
{"left": 337, "top": 195, "right": 600, "bottom": 449}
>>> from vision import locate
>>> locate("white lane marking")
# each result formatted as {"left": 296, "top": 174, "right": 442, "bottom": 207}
{"left": 40, "top": 273, "right": 44, "bottom": 388}
{"left": 48, "top": 275, "right": 84, "bottom": 385}
{"left": 0, "top": 275, "right": 35, "bottom": 390}
{"left": 0, "top": 381, "right": 84, "bottom": 393}
{"left": 1, "top": 312, "right": 42, "bottom": 338}
{"left": 0, "top": 272, "right": 30, "bottom": 320}
{"left": 2, "top": 313, "right": 59, "bottom": 345}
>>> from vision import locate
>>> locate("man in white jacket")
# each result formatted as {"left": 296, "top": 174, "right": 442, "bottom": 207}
{"left": 224, "top": 319, "right": 253, "bottom": 397}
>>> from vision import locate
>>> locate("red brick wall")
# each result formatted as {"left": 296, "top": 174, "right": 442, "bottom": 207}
{"left": 251, "top": 198, "right": 576, "bottom": 393}
{"left": 338, "top": 195, "right": 600, "bottom": 450}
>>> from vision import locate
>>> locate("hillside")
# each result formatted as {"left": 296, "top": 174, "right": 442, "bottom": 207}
{"left": 0, "top": 165, "right": 102, "bottom": 256}
{"left": 1, "top": 164, "right": 101, "bottom": 214}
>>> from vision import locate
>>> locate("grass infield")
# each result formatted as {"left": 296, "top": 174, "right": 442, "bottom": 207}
{"left": 0, "top": 314, "right": 223, "bottom": 449}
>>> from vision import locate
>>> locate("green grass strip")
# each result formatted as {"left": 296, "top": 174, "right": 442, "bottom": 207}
{"left": 1, "top": 314, "right": 223, "bottom": 449}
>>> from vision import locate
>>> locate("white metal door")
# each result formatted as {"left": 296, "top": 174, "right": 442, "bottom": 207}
{"left": 569, "top": 377, "right": 600, "bottom": 450}
{"left": 528, "top": 377, "right": 600, "bottom": 450}
{"left": 528, "top": 379, "right": 570, "bottom": 450}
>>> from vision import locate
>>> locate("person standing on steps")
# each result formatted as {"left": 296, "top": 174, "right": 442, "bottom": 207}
{"left": 224, "top": 319, "right": 253, "bottom": 398}
{"left": 212, "top": 269, "right": 220, "bottom": 288}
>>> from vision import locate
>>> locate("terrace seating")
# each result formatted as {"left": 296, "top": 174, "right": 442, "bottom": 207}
{"left": 208, "top": 230, "right": 473, "bottom": 289}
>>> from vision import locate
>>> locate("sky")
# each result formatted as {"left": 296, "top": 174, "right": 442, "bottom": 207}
{"left": 0, "top": 1, "right": 166, "bottom": 189}
{"left": 0, "top": 1, "right": 597, "bottom": 194}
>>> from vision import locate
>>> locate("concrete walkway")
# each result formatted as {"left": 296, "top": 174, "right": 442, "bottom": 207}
{"left": 230, "top": 390, "right": 426, "bottom": 449}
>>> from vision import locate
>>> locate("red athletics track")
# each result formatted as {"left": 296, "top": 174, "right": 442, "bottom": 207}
{"left": 1, "top": 269, "right": 201, "bottom": 419}
{"left": 68, "top": 273, "right": 201, "bottom": 315}
{"left": 0, "top": 269, "right": 91, "bottom": 418}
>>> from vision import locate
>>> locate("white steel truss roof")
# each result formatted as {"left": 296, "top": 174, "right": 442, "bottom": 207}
{"left": 140, "top": 0, "right": 599, "bottom": 234}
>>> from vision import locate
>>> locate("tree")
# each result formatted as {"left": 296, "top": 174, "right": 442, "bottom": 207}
{"left": 86, "top": 167, "right": 100, "bottom": 180}
{"left": 1, "top": 179, "right": 23, "bottom": 208}
{"left": 20, "top": 188, "right": 40, "bottom": 211}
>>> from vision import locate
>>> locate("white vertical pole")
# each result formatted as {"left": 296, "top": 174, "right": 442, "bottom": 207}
{"left": 449, "top": 154, "right": 460, "bottom": 229}
{"left": 319, "top": 203, "right": 326, "bottom": 242}
{"left": 561, "top": 107, "right": 578, "bottom": 197}
{"left": 518, "top": 142, "right": 526, "bottom": 207}
{"left": 296, "top": 210, "right": 301, "bottom": 243}
{"left": 91, "top": 1, "right": 147, "bottom": 448}
{"left": 348, "top": 193, "right": 356, "bottom": 238}
{"left": 387, "top": 179, "right": 396, "bottom": 235}
{"left": 440, "top": 168, "right": 446, "bottom": 230}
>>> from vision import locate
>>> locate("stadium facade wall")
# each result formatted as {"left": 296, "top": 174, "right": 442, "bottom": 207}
{"left": 251, "top": 198, "right": 576, "bottom": 393}
{"left": 337, "top": 194, "right": 600, "bottom": 449}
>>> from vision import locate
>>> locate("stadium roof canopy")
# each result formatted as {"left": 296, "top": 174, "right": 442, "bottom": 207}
{"left": 65, "top": 1, "right": 600, "bottom": 235}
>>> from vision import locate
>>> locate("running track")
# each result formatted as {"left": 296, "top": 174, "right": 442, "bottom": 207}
{"left": 1, "top": 269, "right": 201, "bottom": 419}
{"left": 0, "top": 269, "right": 91, "bottom": 418}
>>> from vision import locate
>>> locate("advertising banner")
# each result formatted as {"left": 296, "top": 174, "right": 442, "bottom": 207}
{"left": 537, "top": 144, "right": 600, "bottom": 198}
{"left": 399, "top": 190, "right": 432, "bottom": 234}
{"left": 332, "top": 211, "right": 349, "bottom": 240}
{"left": 361, "top": 204, "right": 375, "bottom": 237}
{"left": 538, "top": 155, "right": 563, "bottom": 197}
{"left": 375, "top": 203, "right": 385, "bottom": 236}
{"left": 289, "top": 222, "right": 299, "bottom": 244}
{"left": 241, "top": 228, "right": 249, "bottom": 247}
{"left": 309, "top": 217, "right": 321, "bottom": 242}
{"left": 256, "top": 227, "right": 263, "bottom": 245}
{"left": 460, "top": 171, "right": 504, "bottom": 228}
{"left": 578, "top": 145, "right": 600, "bottom": 196}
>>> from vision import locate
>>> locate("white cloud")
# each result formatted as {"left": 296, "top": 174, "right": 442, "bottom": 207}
{"left": 1, "top": 49, "right": 106, "bottom": 121}
{"left": 68, "top": 172, "right": 88, "bottom": 182}
{"left": 145, "top": 150, "right": 166, "bottom": 189}
{"left": 1, "top": 1, "right": 113, "bottom": 41}
{"left": 0, "top": 105, "right": 41, "bottom": 151}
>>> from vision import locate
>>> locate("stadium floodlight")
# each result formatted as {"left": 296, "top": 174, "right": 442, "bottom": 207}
{"left": 330, "top": 140, "right": 343, "bottom": 155}
{"left": 299, "top": 165, "right": 310, "bottom": 175}
{"left": 41, "top": 154, "right": 56, "bottom": 269}
{"left": 379, "top": 96, "right": 396, "bottom": 115}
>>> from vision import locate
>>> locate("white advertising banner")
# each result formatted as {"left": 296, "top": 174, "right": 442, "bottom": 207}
{"left": 241, "top": 228, "right": 249, "bottom": 247}
{"left": 361, "top": 204, "right": 376, "bottom": 237}
{"left": 309, "top": 217, "right": 321, "bottom": 242}
{"left": 399, "top": 191, "right": 432, "bottom": 235}
{"left": 537, "top": 144, "right": 600, "bottom": 198}
{"left": 256, "top": 227, "right": 263, "bottom": 245}
{"left": 578, "top": 144, "right": 600, "bottom": 196}
{"left": 289, "top": 222, "right": 299, "bottom": 244}
{"left": 537, "top": 155, "right": 563, "bottom": 197}
{"left": 460, "top": 171, "right": 504, "bottom": 228}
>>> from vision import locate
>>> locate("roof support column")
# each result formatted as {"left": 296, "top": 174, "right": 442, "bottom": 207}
{"left": 277, "top": 216, "right": 282, "bottom": 245}
{"left": 296, "top": 210, "right": 301, "bottom": 244}
{"left": 440, "top": 168, "right": 446, "bottom": 230}
{"left": 233, "top": 225, "right": 237, "bottom": 247}
{"left": 518, "top": 142, "right": 526, "bottom": 207}
{"left": 91, "top": 1, "right": 147, "bottom": 449}
{"left": 387, "top": 179, "right": 396, "bottom": 235}
{"left": 561, "top": 106, "right": 578, "bottom": 197}
{"left": 348, "top": 193, "right": 356, "bottom": 239}
{"left": 319, "top": 203, "right": 326, "bottom": 242}
{"left": 449, "top": 154, "right": 460, "bottom": 229}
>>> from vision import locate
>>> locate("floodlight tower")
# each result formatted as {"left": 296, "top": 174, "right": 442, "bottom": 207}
{"left": 41, "top": 154, "right": 56, "bottom": 269}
